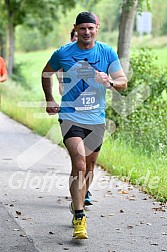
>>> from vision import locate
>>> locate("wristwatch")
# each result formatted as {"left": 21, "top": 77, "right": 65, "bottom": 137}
{"left": 107, "top": 80, "right": 114, "bottom": 89}
{"left": 109, "top": 80, "right": 114, "bottom": 87}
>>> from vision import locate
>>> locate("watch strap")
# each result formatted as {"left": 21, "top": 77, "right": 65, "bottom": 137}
{"left": 109, "top": 80, "right": 114, "bottom": 87}
{"left": 106, "top": 80, "right": 114, "bottom": 89}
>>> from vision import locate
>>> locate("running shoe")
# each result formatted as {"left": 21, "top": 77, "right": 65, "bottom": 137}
{"left": 84, "top": 191, "right": 93, "bottom": 206}
{"left": 73, "top": 216, "right": 88, "bottom": 239}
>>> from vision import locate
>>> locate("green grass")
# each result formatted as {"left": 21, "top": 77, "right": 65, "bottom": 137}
{"left": 152, "top": 48, "right": 167, "bottom": 68}
{"left": 98, "top": 138, "right": 167, "bottom": 202}
{"left": 131, "top": 35, "right": 167, "bottom": 68}
{"left": 1, "top": 47, "right": 167, "bottom": 202}
{"left": 14, "top": 48, "right": 57, "bottom": 94}
{"left": 1, "top": 49, "right": 62, "bottom": 143}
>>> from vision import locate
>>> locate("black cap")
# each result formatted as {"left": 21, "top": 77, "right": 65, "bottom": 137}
{"left": 75, "top": 12, "right": 96, "bottom": 26}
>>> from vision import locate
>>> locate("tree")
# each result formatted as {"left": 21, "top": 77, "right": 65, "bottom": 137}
{"left": 117, "top": 0, "right": 138, "bottom": 62}
{"left": 150, "top": 0, "right": 167, "bottom": 35}
{"left": 95, "top": 0, "right": 122, "bottom": 33}
{"left": 0, "top": 3, "right": 7, "bottom": 57}
{"left": 117, "top": 0, "right": 151, "bottom": 62}
{"left": 0, "top": 28, "right": 5, "bottom": 58}
{"left": 1, "top": 0, "right": 76, "bottom": 76}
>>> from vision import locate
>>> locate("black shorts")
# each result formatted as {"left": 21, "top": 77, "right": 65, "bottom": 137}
{"left": 59, "top": 119, "right": 105, "bottom": 152}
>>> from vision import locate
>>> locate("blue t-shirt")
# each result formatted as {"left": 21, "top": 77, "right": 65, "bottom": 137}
{"left": 48, "top": 41, "right": 122, "bottom": 124}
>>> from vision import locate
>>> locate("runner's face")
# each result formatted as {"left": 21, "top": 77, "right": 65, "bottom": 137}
{"left": 75, "top": 23, "right": 97, "bottom": 47}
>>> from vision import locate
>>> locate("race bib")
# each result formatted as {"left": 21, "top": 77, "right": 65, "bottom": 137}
{"left": 74, "top": 90, "right": 99, "bottom": 111}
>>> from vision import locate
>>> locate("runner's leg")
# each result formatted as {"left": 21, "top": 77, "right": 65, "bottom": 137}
{"left": 85, "top": 150, "right": 100, "bottom": 193}
{"left": 65, "top": 137, "right": 86, "bottom": 210}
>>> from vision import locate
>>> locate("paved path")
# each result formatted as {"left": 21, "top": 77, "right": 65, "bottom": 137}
{"left": 0, "top": 112, "right": 166, "bottom": 252}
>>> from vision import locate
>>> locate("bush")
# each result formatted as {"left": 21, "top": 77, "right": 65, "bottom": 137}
{"left": 106, "top": 48, "right": 167, "bottom": 157}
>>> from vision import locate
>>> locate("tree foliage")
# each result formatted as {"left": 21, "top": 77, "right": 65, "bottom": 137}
{"left": 0, "top": 0, "right": 76, "bottom": 75}
{"left": 126, "top": 0, "right": 150, "bottom": 13}
{"left": 1, "top": 0, "right": 167, "bottom": 75}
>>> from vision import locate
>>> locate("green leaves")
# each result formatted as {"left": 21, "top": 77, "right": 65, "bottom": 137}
{"left": 106, "top": 48, "right": 167, "bottom": 156}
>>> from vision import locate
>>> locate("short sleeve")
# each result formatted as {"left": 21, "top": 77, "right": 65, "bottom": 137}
{"left": 108, "top": 59, "right": 122, "bottom": 74}
{"left": 107, "top": 47, "right": 122, "bottom": 74}
{"left": 48, "top": 49, "right": 61, "bottom": 71}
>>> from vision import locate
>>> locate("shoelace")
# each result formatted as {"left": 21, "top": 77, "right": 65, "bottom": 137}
{"left": 75, "top": 217, "right": 85, "bottom": 225}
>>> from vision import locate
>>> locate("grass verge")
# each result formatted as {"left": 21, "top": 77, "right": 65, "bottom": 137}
{"left": 98, "top": 138, "right": 167, "bottom": 202}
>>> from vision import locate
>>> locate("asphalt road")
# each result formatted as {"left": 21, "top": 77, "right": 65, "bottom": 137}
{"left": 0, "top": 112, "right": 166, "bottom": 252}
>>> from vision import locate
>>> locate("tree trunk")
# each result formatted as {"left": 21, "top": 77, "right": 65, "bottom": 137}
{"left": 6, "top": 16, "right": 15, "bottom": 76}
{"left": 112, "top": 0, "right": 138, "bottom": 118}
{"left": 0, "top": 31, "right": 4, "bottom": 57}
{"left": 5, "top": 0, "right": 15, "bottom": 77}
{"left": 117, "top": 0, "right": 138, "bottom": 62}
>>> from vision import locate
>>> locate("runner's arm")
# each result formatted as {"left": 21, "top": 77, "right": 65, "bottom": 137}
{"left": 42, "top": 63, "right": 60, "bottom": 115}
{"left": 108, "top": 69, "right": 128, "bottom": 91}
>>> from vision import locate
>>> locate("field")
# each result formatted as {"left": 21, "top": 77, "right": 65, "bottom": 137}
{"left": 153, "top": 47, "right": 167, "bottom": 67}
